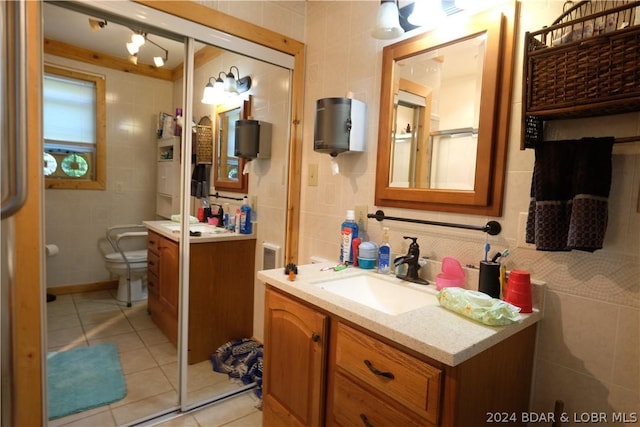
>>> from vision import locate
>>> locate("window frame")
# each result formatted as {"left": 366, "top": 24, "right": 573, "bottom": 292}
{"left": 44, "top": 64, "right": 106, "bottom": 190}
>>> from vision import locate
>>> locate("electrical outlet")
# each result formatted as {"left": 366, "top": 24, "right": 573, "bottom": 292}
{"left": 517, "top": 212, "right": 536, "bottom": 249}
{"left": 354, "top": 205, "right": 368, "bottom": 232}
{"left": 308, "top": 163, "right": 318, "bottom": 186}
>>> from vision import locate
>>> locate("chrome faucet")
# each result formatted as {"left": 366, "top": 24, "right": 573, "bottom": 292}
{"left": 394, "top": 236, "right": 428, "bottom": 285}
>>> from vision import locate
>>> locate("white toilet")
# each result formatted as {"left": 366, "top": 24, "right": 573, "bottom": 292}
{"left": 104, "top": 249, "right": 148, "bottom": 303}
{"left": 103, "top": 225, "right": 148, "bottom": 305}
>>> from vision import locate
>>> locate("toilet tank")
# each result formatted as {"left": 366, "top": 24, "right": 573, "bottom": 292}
{"left": 314, "top": 97, "right": 365, "bottom": 157}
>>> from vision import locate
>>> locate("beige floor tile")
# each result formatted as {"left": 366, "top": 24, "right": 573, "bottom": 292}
{"left": 47, "top": 326, "right": 88, "bottom": 349}
{"left": 111, "top": 366, "right": 174, "bottom": 408}
{"left": 124, "top": 308, "right": 157, "bottom": 331}
{"left": 148, "top": 341, "right": 178, "bottom": 365}
{"left": 46, "top": 295, "right": 77, "bottom": 317}
{"left": 192, "top": 394, "right": 260, "bottom": 427}
{"left": 111, "top": 390, "right": 179, "bottom": 426}
{"left": 186, "top": 381, "right": 245, "bottom": 407}
{"left": 119, "top": 346, "right": 158, "bottom": 375}
{"left": 47, "top": 313, "right": 81, "bottom": 331}
{"left": 137, "top": 326, "right": 171, "bottom": 347}
{"left": 74, "top": 299, "right": 124, "bottom": 314}
{"left": 152, "top": 413, "right": 200, "bottom": 427}
{"left": 52, "top": 408, "right": 117, "bottom": 427}
{"left": 222, "top": 409, "right": 262, "bottom": 427}
{"left": 83, "top": 317, "right": 134, "bottom": 339}
{"left": 89, "top": 331, "right": 146, "bottom": 352}
{"left": 78, "top": 309, "right": 127, "bottom": 326}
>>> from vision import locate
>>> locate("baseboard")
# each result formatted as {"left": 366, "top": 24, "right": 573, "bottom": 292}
{"left": 47, "top": 280, "right": 118, "bottom": 296}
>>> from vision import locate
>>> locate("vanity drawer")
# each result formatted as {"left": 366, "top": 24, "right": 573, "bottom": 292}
{"left": 147, "top": 231, "right": 161, "bottom": 254}
{"left": 335, "top": 323, "right": 441, "bottom": 424}
{"left": 331, "top": 372, "right": 427, "bottom": 427}
{"left": 147, "top": 250, "right": 160, "bottom": 277}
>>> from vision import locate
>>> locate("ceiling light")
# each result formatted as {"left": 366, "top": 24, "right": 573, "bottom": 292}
{"left": 88, "top": 18, "right": 107, "bottom": 32}
{"left": 153, "top": 56, "right": 165, "bottom": 67}
{"left": 372, "top": 0, "right": 404, "bottom": 40}
{"left": 408, "top": 0, "right": 446, "bottom": 29}
{"left": 128, "top": 54, "right": 138, "bottom": 65}
{"left": 131, "top": 32, "right": 145, "bottom": 47}
{"left": 126, "top": 42, "right": 139, "bottom": 55}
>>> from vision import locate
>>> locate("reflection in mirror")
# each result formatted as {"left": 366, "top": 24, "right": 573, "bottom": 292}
{"left": 391, "top": 35, "right": 485, "bottom": 190}
{"left": 213, "top": 98, "right": 250, "bottom": 193}
{"left": 375, "top": 3, "right": 517, "bottom": 216}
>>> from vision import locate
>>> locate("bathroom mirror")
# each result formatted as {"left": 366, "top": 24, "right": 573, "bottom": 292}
{"left": 213, "top": 98, "right": 250, "bottom": 193}
{"left": 375, "top": 4, "right": 517, "bottom": 216}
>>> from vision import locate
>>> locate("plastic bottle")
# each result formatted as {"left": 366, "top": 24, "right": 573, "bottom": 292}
{"left": 240, "top": 196, "right": 252, "bottom": 234}
{"left": 339, "top": 210, "right": 359, "bottom": 264}
{"left": 234, "top": 208, "right": 241, "bottom": 234}
{"left": 223, "top": 203, "right": 230, "bottom": 229}
{"left": 378, "top": 227, "right": 391, "bottom": 274}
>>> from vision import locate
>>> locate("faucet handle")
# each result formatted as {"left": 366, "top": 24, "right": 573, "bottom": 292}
{"left": 403, "top": 236, "right": 420, "bottom": 255}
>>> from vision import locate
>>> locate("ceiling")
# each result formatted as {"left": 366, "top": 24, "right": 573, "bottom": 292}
{"left": 43, "top": 2, "right": 187, "bottom": 70}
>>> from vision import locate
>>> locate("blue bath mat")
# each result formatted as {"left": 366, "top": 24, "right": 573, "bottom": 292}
{"left": 47, "top": 343, "right": 127, "bottom": 420}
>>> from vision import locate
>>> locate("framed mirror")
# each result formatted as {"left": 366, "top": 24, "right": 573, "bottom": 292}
{"left": 375, "top": 4, "right": 517, "bottom": 216}
{"left": 213, "top": 97, "right": 251, "bottom": 193}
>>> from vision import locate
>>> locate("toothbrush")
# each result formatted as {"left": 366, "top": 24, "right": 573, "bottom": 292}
{"left": 484, "top": 242, "right": 490, "bottom": 262}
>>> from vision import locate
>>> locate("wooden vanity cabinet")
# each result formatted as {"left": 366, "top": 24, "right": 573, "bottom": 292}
{"left": 264, "top": 286, "right": 537, "bottom": 427}
{"left": 147, "top": 230, "right": 256, "bottom": 364}
{"left": 263, "top": 288, "right": 328, "bottom": 427}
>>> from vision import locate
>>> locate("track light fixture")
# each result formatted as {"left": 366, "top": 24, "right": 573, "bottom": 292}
{"left": 201, "top": 66, "right": 252, "bottom": 105}
{"left": 124, "top": 29, "right": 168, "bottom": 68}
{"left": 88, "top": 18, "right": 107, "bottom": 32}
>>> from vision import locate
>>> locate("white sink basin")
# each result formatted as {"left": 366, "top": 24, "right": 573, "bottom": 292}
{"left": 162, "top": 223, "right": 229, "bottom": 235}
{"left": 312, "top": 273, "right": 438, "bottom": 315}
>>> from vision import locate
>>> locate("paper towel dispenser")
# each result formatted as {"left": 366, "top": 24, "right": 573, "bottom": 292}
{"left": 235, "top": 119, "right": 271, "bottom": 160}
{"left": 314, "top": 97, "right": 365, "bottom": 157}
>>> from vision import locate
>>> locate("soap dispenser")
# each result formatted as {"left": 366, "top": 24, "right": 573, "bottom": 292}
{"left": 378, "top": 227, "right": 391, "bottom": 274}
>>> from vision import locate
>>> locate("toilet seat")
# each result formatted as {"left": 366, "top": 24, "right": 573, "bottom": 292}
{"left": 104, "top": 249, "right": 148, "bottom": 264}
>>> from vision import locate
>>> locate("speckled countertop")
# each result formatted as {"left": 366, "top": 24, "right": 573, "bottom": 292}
{"left": 143, "top": 220, "right": 255, "bottom": 243}
{"left": 258, "top": 262, "right": 544, "bottom": 367}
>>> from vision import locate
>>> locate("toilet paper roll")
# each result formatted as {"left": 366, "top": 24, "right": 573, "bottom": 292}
{"left": 45, "top": 244, "right": 59, "bottom": 257}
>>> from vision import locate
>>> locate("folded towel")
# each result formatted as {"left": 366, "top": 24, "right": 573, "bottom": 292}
{"left": 190, "top": 164, "right": 210, "bottom": 198}
{"left": 526, "top": 137, "right": 614, "bottom": 252}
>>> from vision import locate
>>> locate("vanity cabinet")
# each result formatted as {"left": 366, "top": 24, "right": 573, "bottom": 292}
{"left": 264, "top": 286, "right": 537, "bottom": 426}
{"left": 263, "top": 288, "right": 328, "bottom": 427}
{"left": 147, "top": 230, "right": 256, "bottom": 364}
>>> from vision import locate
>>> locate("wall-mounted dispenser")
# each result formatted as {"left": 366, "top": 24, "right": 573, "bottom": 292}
{"left": 235, "top": 119, "right": 272, "bottom": 160}
{"left": 314, "top": 97, "right": 365, "bottom": 157}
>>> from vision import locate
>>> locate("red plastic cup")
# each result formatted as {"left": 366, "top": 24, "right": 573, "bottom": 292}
{"left": 505, "top": 270, "right": 532, "bottom": 313}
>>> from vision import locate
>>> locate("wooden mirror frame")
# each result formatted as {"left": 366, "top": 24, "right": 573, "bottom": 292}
{"left": 375, "top": 3, "right": 517, "bottom": 216}
{"left": 213, "top": 97, "right": 251, "bottom": 193}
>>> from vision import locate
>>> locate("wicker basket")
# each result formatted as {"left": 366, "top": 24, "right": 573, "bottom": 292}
{"left": 522, "top": 1, "right": 640, "bottom": 147}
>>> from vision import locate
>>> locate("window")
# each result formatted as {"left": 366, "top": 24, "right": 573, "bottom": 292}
{"left": 44, "top": 65, "right": 106, "bottom": 189}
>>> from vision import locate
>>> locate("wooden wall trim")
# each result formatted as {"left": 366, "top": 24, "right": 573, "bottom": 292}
{"left": 14, "top": 2, "right": 45, "bottom": 425}
{"left": 44, "top": 38, "right": 175, "bottom": 81}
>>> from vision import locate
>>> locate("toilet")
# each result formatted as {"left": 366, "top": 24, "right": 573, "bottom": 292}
{"left": 104, "top": 249, "right": 148, "bottom": 303}
{"left": 103, "top": 225, "right": 149, "bottom": 305}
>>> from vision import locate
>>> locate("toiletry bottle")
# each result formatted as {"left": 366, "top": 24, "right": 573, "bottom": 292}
{"left": 223, "top": 203, "right": 230, "bottom": 229}
{"left": 174, "top": 107, "right": 183, "bottom": 136}
{"left": 234, "top": 208, "right": 241, "bottom": 234}
{"left": 378, "top": 227, "right": 391, "bottom": 274}
{"left": 240, "top": 196, "right": 252, "bottom": 234}
{"left": 339, "top": 210, "right": 359, "bottom": 264}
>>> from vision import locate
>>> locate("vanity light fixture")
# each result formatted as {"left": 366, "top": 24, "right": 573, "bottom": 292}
{"left": 372, "top": 0, "right": 405, "bottom": 40}
{"left": 201, "top": 66, "right": 252, "bottom": 105}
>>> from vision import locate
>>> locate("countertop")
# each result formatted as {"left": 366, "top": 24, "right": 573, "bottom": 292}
{"left": 257, "top": 262, "right": 544, "bottom": 367}
{"left": 143, "top": 220, "right": 256, "bottom": 243}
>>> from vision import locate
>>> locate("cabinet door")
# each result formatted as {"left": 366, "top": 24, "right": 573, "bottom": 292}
{"left": 263, "top": 288, "right": 328, "bottom": 427}
{"left": 157, "top": 235, "right": 179, "bottom": 320}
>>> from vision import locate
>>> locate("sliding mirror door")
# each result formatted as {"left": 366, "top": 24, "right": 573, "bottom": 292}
{"left": 43, "top": 1, "right": 296, "bottom": 424}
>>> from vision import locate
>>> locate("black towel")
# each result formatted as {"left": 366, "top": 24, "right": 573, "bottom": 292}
{"left": 526, "top": 137, "right": 614, "bottom": 252}
{"left": 190, "top": 164, "right": 210, "bottom": 198}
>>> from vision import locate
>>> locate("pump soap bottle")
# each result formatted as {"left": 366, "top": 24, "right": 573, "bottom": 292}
{"left": 240, "top": 196, "right": 252, "bottom": 234}
{"left": 378, "top": 227, "right": 391, "bottom": 274}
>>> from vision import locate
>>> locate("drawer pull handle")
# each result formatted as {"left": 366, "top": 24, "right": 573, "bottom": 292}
{"left": 311, "top": 333, "right": 320, "bottom": 342}
{"left": 364, "top": 359, "right": 395, "bottom": 379}
{"left": 360, "top": 413, "right": 374, "bottom": 427}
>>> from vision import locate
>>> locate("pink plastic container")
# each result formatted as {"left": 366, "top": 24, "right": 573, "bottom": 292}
{"left": 435, "top": 257, "right": 465, "bottom": 290}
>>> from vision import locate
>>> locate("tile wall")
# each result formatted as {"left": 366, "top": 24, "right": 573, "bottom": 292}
{"left": 294, "top": 0, "right": 638, "bottom": 422}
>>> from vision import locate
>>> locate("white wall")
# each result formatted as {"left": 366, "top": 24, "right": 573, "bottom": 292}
{"left": 45, "top": 54, "right": 172, "bottom": 288}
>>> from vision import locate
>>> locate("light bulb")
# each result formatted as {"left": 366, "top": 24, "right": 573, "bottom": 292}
{"left": 126, "top": 42, "right": 139, "bottom": 55}
{"left": 153, "top": 56, "right": 165, "bottom": 67}
{"left": 131, "top": 33, "right": 145, "bottom": 46}
{"left": 372, "top": 1, "right": 404, "bottom": 40}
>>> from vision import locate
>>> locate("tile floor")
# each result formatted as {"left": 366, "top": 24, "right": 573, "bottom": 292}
{"left": 46, "top": 290, "right": 262, "bottom": 426}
